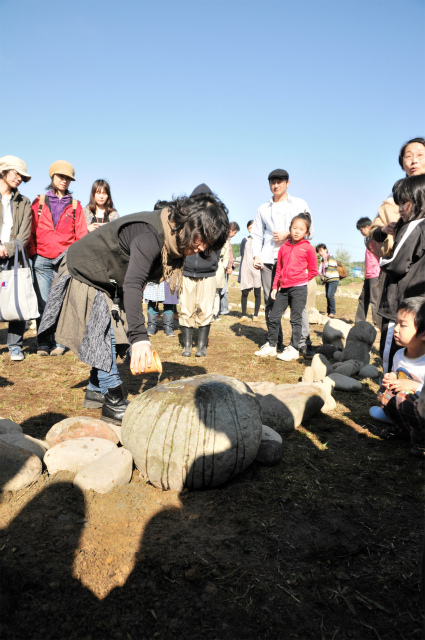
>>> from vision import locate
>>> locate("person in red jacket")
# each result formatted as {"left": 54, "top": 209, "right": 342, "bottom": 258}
{"left": 255, "top": 213, "right": 318, "bottom": 361}
{"left": 27, "top": 160, "right": 88, "bottom": 355}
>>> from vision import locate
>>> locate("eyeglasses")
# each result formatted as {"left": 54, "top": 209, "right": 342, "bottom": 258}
{"left": 10, "top": 169, "right": 23, "bottom": 180}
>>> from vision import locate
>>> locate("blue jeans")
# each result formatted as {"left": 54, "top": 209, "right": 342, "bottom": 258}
{"left": 87, "top": 325, "right": 122, "bottom": 395}
{"left": 7, "top": 320, "right": 26, "bottom": 352}
{"left": 325, "top": 281, "right": 339, "bottom": 315}
{"left": 219, "top": 274, "right": 229, "bottom": 315}
{"left": 32, "top": 255, "right": 66, "bottom": 351}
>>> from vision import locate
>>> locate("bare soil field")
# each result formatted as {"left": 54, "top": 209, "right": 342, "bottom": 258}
{"left": 0, "top": 278, "right": 423, "bottom": 640}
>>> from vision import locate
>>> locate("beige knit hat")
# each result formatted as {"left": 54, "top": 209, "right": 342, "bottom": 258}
{"left": 0, "top": 155, "right": 31, "bottom": 182}
{"left": 49, "top": 160, "right": 75, "bottom": 181}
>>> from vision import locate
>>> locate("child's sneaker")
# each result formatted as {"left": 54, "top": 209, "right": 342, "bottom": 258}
{"left": 369, "top": 406, "right": 394, "bottom": 424}
{"left": 254, "top": 342, "right": 277, "bottom": 357}
{"left": 277, "top": 346, "right": 299, "bottom": 361}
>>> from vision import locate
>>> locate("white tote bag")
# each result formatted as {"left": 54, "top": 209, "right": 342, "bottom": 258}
{"left": 0, "top": 239, "right": 40, "bottom": 322}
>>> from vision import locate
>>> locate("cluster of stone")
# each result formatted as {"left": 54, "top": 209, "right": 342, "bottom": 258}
{"left": 0, "top": 416, "right": 133, "bottom": 494}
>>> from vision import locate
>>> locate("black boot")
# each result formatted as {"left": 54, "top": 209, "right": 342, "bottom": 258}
{"left": 163, "top": 312, "right": 176, "bottom": 337}
{"left": 101, "top": 384, "right": 130, "bottom": 425}
{"left": 195, "top": 325, "right": 210, "bottom": 357}
{"left": 180, "top": 326, "right": 193, "bottom": 357}
{"left": 83, "top": 389, "right": 105, "bottom": 409}
{"left": 147, "top": 312, "right": 158, "bottom": 336}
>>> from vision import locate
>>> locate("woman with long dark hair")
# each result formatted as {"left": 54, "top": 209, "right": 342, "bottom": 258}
{"left": 38, "top": 192, "right": 230, "bottom": 424}
{"left": 84, "top": 179, "right": 119, "bottom": 232}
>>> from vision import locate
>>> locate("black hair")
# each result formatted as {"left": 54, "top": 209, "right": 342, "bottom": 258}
{"left": 392, "top": 175, "right": 425, "bottom": 232}
{"left": 87, "top": 179, "right": 116, "bottom": 217}
{"left": 167, "top": 192, "right": 229, "bottom": 257}
{"left": 45, "top": 179, "right": 72, "bottom": 196}
{"left": 247, "top": 220, "right": 254, "bottom": 228}
{"left": 229, "top": 221, "right": 240, "bottom": 233}
{"left": 356, "top": 217, "right": 372, "bottom": 230}
{"left": 154, "top": 199, "right": 169, "bottom": 211}
{"left": 290, "top": 213, "right": 311, "bottom": 238}
{"left": 398, "top": 137, "right": 425, "bottom": 170}
{"left": 316, "top": 243, "right": 327, "bottom": 252}
{"left": 397, "top": 297, "right": 425, "bottom": 334}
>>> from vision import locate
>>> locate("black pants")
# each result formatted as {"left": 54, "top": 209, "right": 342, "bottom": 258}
{"left": 241, "top": 287, "right": 261, "bottom": 316}
{"left": 355, "top": 277, "right": 379, "bottom": 325}
{"left": 268, "top": 286, "right": 307, "bottom": 349}
{"left": 325, "top": 280, "right": 338, "bottom": 315}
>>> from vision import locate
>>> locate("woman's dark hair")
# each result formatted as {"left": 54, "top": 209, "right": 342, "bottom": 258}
{"left": 167, "top": 192, "right": 229, "bottom": 257}
{"left": 397, "top": 297, "right": 425, "bottom": 334}
{"left": 87, "top": 179, "right": 115, "bottom": 216}
{"left": 291, "top": 213, "right": 311, "bottom": 238}
{"left": 45, "top": 178, "right": 72, "bottom": 196}
{"left": 398, "top": 137, "right": 425, "bottom": 170}
{"left": 316, "top": 243, "right": 327, "bottom": 252}
{"left": 247, "top": 220, "right": 254, "bottom": 228}
{"left": 154, "top": 199, "right": 169, "bottom": 211}
{"left": 356, "top": 217, "right": 372, "bottom": 229}
{"left": 392, "top": 175, "right": 425, "bottom": 228}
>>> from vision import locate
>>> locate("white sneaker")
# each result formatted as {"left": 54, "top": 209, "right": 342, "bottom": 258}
{"left": 254, "top": 342, "right": 277, "bottom": 357}
{"left": 277, "top": 346, "right": 299, "bottom": 361}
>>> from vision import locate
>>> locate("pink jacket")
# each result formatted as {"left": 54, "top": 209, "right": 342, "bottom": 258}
{"left": 273, "top": 239, "right": 318, "bottom": 289}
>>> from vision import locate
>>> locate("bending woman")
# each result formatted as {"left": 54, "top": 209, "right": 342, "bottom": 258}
{"left": 84, "top": 179, "right": 119, "bottom": 232}
{"left": 39, "top": 192, "right": 229, "bottom": 425}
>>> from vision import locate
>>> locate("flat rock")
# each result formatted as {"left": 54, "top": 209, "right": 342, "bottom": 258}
{"left": 322, "top": 318, "right": 352, "bottom": 350}
{"left": 0, "top": 433, "right": 47, "bottom": 460}
{"left": 358, "top": 364, "right": 380, "bottom": 379}
{"left": 0, "top": 439, "right": 42, "bottom": 492}
{"left": 258, "top": 384, "right": 326, "bottom": 431}
{"left": 341, "top": 321, "right": 377, "bottom": 365}
{"left": 328, "top": 373, "right": 363, "bottom": 392}
{"left": 333, "top": 359, "right": 364, "bottom": 377}
{"left": 0, "top": 418, "right": 23, "bottom": 436}
{"left": 311, "top": 354, "right": 333, "bottom": 382}
{"left": 46, "top": 416, "right": 119, "bottom": 447}
{"left": 73, "top": 447, "right": 133, "bottom": 494}
{"left": 44, "top": 437, "right": 117, "bottom": 475}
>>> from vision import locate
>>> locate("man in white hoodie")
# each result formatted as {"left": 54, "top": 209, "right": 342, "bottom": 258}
{"left": 251, "top": 169, "right": 314, "bottom": 356}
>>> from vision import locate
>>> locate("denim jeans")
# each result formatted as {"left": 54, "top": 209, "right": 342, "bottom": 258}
{"left": 268, "top": 285, "right": 307, "bottom": 349}
{"left": 7, "top": 320, "right": 26, "bottom": 352}
{"left": 325, "top": 280, "right": 339, "bottom": 315}
{"left": 87, "top": 325, "right": 122, "bottom": 395}
{"left": 32, "top": 254, "right": 66, "bottom": 350}
{"left": 219, "top": 274, "right": 229, "bottom": 315}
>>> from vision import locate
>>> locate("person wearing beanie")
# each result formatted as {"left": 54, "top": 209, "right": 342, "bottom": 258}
{"left": 0, "top": 156, "right": 32, "bottom": 361}
{"left": 26, "top": 161, "right": 88, "bottom": 356}
{"left": 251, "top": 168, "right": 315, "bottom": 357}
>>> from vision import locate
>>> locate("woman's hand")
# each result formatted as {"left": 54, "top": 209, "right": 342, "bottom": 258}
{"left": 88, "top": 223, "right": 100, "bottom": 232}
{"left": 130, "top": 340, "right": 152, "bottom": 374}
{"left": 381, "top": 221, "right": 397, "bottom": 236}
{"left": 271, "top": 289, "right": 277, "bottom": 300}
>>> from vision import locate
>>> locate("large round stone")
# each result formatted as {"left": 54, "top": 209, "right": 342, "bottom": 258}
{"left": 122, "top": 374, "right": 262, "bottom": 491}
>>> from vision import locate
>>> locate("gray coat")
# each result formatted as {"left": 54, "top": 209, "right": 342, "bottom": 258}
{"left": 0, "top": 189, "right": 32, "bottom": 257}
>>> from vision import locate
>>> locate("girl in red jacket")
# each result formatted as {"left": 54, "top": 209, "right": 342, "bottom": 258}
{"left": 255, "top": 213, "right": 318, "bottom": 361}
{"left": 27, "top": 161, "right": 88, "bottom": 356}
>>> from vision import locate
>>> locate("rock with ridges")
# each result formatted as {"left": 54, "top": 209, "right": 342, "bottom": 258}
{"left": 358, "top": 364, "right": 380, "bottom": 379}
{"left": 328, "top": 373, "right": 363, "bottom": 392}
{"left": 73, "top": 447, "right": 133, "bottom": 494}
{"left": 46, "top": 417, "right": 119, "bottom": 447}
{"left": 44, "top": 437, "right": 117, "bottom": 475}
{"left": 311, "top": 354, "right": 333, "bottom": 382}
{"left": 0, "top": 440, "right": 42, "bottom": 492}
{"left": 255, "top": 425, "right": 284, "bottom": 466}
{"left": 0, "top": 433, "right": 47, "bottom": 459}
{"left": 322, "top": 319, "right": 352, "bottom": 350}
{"left": 341, "top": 321, "right": 377, "bottom": 365}
{"left": 0, "top": 418, "right": 23, "bottom": 436}
{"left": 122, "top": 374, "right": 262, "bottom": 491}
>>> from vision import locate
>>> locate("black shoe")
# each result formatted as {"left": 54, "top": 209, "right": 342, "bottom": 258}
{"left": 180, "top": 326, "right": 193, "bottom": 357}
{"left": 299, "top": 346, "right": 316, "bottom": 358}
{"left": 101, "top": 384, "right": 130, "bottom": 425}
{"left": 163, "top": 313, "right": 176, "bottom": 337}
{"left": 83, "top": 389, "right": 105, "bottom": 409}
{"left": 195, "top": 325, "right": 210, "bottom": 357}
{"left": 147, "top": 312, "right": 158, "bottom": 336}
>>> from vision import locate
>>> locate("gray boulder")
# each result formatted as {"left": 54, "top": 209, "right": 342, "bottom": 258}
{"left": 332, "top": 359, "right": 364, "bottom": 377}
{"left": 328, "top": 373, "right": 363, "bottom": 392}
{"left": 333, "top": 350, "right": 343, "bottom": 362}
{"left": 0, "top": 418, "right": 23, "bottom": 436}
{"left": 358, "top": 364, "right": 380, "bottom": 379}
{"left": 341, "top": 321, "right": 377, "bottom": 365}
{"left": 0, "top": 433, "right": 47, "bottom": 460}
{"left": 0, "top": 439, "right": 42, "bottom": 492}
{"left": 322, "top": 318, "right": 352, "bottom": 350}
{"left": 255, "top": 425, "right": 284, "bottom": 466}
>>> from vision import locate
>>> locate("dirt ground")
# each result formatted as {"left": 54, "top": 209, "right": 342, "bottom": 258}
{"left": 0, "top": 279, "right": 423, "bottom": 640}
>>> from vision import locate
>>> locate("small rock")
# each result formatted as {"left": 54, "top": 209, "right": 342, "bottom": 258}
{"left": 314, "top": 344, "right": 339, "bottom": 359}
{"left": 0, "top": 418, "right": 23, "bottom": 436}
{"left": 302, "top": 367, "right": 314, "bottom": 383}
{"left": 0, "top": 440, "right": 42, "bottom": 492}
{"left": 44, "top": 437, "right": 117, "bottom": 475}
{"left": 322, "top": 318, "right": 352, "bottom": 350}
{"left": 307, "top": 307, "right": 323, "bottom": 325}
{"left": 341, "top": 321, "right": 377, "bottom": 365}
{"left": 73, "top": 447, "right": 133, "bottom": 494}
{"left": 333, "top": 359, "right": 364, "bottom": 377}
{"left": 328, "top": 373, "right": 363, "bottom": 392}
{"left": 311, "top": 354, "right": 333, "bottom": 382}
{"left": 333, "top": 350, "right": 343, "bottom": 362}
{"left": 358, "top": 364, "right": 380, "bottom": 379}
{"left": 255, "top": 425, "right": 284, "bottom": 466}
{"left": 46, "top": 417, "right": 119, "bottom": 447}
{"left": 0, "top": 434, "right": 47, "bottom": 460}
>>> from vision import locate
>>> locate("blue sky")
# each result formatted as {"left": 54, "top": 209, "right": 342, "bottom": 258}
{"left": 2, "top": 0, "right": 424, "bottom": 260}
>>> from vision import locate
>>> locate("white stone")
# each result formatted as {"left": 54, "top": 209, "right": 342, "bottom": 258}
{"left": 358, "top": 364, "right": 380, "bottom": 379}
{"left": 328, "top": 373, "right": 363, "bottom": 392}
{"left": 44, "top": 437, "right": 117, "bottom": 475}
{"left": 0, "top": 418, "right": 23, "bottom": 436}
{"left": 0, "top": 433, "right": 47, "bottom": 460}
{"left": 0, "top": 440, "right": 42, "bottom": 492}
{"left": 109, "top": 424, "right": 123, "bottom": 444}
{"left": 322, "top": 318, "right": 352, "bottom": 350}
{"left": 73, "top": 447, "right": 133, "bottom": 494}
{"left": 311, "top": 354, "right": 333, "bottom": 382}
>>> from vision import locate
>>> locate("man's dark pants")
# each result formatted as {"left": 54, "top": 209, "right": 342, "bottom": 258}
{"left": 355, "top": 276, "right": 379, "bottom": 325}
